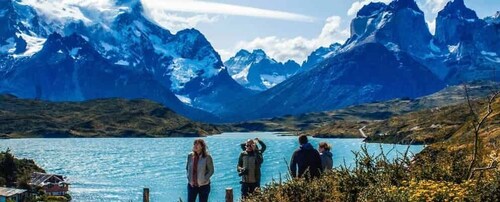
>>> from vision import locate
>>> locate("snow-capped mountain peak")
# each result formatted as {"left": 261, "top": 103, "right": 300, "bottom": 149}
{"left": 301, "top": 43, "right": 341, "bottom": 72}
{"left": 357, "top": 2, "right": 387, "bottom": 17}
{"left": 235, "top": 49, "right": 251, "bottom": 57}
{"left": 225, "top": 49, "right": 299, "bottom": 91}
{"left": 345, "top": 0, "right": 432, "bottom": 58}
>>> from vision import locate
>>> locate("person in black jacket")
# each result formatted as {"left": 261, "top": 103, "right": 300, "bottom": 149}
{"left": 290, "top": 135, "right": 322, "bottom": 179}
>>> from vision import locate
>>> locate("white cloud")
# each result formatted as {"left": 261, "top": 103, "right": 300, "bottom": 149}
{"left": 216, "top": 49, "right": 234, "bottom": 63}
{"left": 347, "top": 0, "right": 392, "bottom": 16}
{"left": 141, "top": 0, "right": 315, "bottom": 22}
{"left": 227, "top": 16, "right": 349, "bottom": 63}
{"left": 317, "top": 16, "right": 349, "bottom": 46}
{"left": 144, "top": 10, "right": 219, "bottom": 32}
{"left": 427, "top": 19, "right": 436, "bottom": 34}
{"left": 417, "top": 0, "right": 448, "bottom": 28}
{"left": 421, "top": 0, "right": 448, "bottom": 14}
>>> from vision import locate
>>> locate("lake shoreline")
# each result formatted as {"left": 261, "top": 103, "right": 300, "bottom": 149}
{"left": 0, "top": 132, "right": 425, "bottom": 201}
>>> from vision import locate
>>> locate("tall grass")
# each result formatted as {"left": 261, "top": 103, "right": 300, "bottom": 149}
{"left": 244, "top": 145, "right": 500, "bottom": 202}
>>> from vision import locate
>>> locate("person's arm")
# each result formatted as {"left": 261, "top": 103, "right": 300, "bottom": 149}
{"left": 186, "top": 154, "right": 191, "bottom": 182}
{"left": 256, "top": 151, "right": 264, "bottom": 165}
{"left": 290, "top": 151, "right": 297, "bottom": 178}
{"left": 205, "top": 155, "right": 214, "bottom": 179}
{"left": 186, "top": 153, "right": 190, "bottom": 172}
{"left": 237, "top": 153, "right": 244, "bottom": 172}
{"left": 315, "top": 151, "right": 323, "bottom": 173}
{"left": 256, "top": 138, "right": 266, "bottom": 154}
{"left": 320, "top": 155, "right": 326, "bottom": 172}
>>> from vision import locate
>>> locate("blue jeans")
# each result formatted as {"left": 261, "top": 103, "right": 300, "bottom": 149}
{"left": 187, "top": 183, "right": 210, "bottom": 202}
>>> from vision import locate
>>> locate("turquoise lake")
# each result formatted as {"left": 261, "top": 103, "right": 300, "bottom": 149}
{"left": 0, "top": 132, "right": 424, "bottom": 201}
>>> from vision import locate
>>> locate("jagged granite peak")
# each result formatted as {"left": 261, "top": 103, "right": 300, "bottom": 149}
{"left": 235, "top": 49, "right": 251, "bottom": 57}
{"left": 438, "top": 0, "right": 478, "bottom": 20}
{"left": 0, "top": 0, "right": 27, "bottom": 54}
{"left": 388, "top": 0, "right": 423, "bottom": 13}
{"left": 434, "top": 1, "right": 498, "bottom": 85}
{"left": 284, "top": 60, "right": 300, "bottom": 67}
{"left": 224, "top": 49, "right": 299, "bottom": 91}
{"left": 225, "top": 49, "right": 273, "bottom": 75}
{"left": 346, "top": 0, "right": 433, "bottom": 64}
{"left": 0, "top": 0, "right": 16, "bottom": 32}
{"left": 483, "top": 11, "right": 500, "bottom": 24}
{"left": 42, "top": 33, "right": 87, "bottom": 51}
{"left": 172, "top": 28, "right": 223, "bottom": 66}
{"left": 301, "top": 43, "right": 341, "bottom": 72}
{"left": 252, "top": 49, "right": 267, "bottom": 56}
{"left": 349, "top": 0, "right": 431, "bottom": 42}
{"left": 435, "top": 0, "right": 483, "bottom": 45}
{"left": 357, "top": 2, "right": 387, "bottom": 17}
{"left": 476, "top": 12, "right": 500, "bottom": 54}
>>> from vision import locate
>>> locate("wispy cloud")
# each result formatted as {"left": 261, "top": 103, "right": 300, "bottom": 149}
{"left": 141, "top": 0, "right": 315, "bottom": 22}
{"left": 227, "top": 16, "right": 349, "bottom": 63}
{"left": 145, "top": 11, "right": 219, "bottom": 32}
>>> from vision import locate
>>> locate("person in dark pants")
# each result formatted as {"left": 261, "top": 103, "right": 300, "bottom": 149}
{"left": 237, "top": 138, "right": 266, "bottom": 198}
{"left": 290, "top": 135, "right": 322, "bottom": 179}
{"left": 239, "top": 138, "right": 267, "bottom": 187}
{"left": 186, "top": 139, "right": 214, "bottom": 202}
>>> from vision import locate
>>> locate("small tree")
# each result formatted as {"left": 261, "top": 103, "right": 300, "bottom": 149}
{"left": 463, "top": 84, "right": 499, "bottom": 180}
{"left": 0, "top": 148, "right": 17, "bottom": 187}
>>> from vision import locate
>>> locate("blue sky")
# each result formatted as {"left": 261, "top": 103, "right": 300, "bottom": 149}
{"left": 141, "top": 0, "right": 499, "bottom": 63}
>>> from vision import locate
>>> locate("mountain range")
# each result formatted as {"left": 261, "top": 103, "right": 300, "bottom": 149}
{"left": 217, "top": 0, "right": 499, "bottom": 122}
{"left": 0, "top": 0, "right": 498, "bottom": 123}
{"left": 0, "top": 0, "right": 251, "bottom": 121}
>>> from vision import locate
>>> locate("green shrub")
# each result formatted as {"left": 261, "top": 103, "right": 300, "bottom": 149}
{"left": 244, "top": 144, "right": 500, "bottom": 202}
{"left": 45, "top": 196, "right": 70, "bottom": 202}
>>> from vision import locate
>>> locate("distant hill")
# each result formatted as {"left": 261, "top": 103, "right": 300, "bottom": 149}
{"left": 223, "top": 81, "right": 499, "bottom": 137}
{"left": 0, "top": 95, "right": 221, "bottom": 138}
{"left": 363, "top": 93, "right": 499, "bottom": 144}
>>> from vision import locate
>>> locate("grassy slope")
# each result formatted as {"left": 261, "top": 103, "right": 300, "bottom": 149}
{"left": 0, "top": 95, "right": 221, "bottom": 138}
{"left": 244, "top": 94, "right": 500, "bottom": 202}
{"left": 364, "top": 95, "right": 499, "bottom": 145}
{"left": 299, "top": 82, "right": 499, "bottom": 139}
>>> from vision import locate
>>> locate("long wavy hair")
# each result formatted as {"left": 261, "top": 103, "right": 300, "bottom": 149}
{"left": 193, "top": 139, "right": 209, "bottom": 158}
